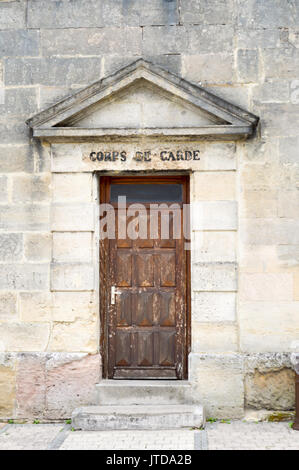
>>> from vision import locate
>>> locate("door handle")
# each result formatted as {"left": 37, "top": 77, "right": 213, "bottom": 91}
{"left": 111, "top": 286, "right": 121, "bottom": 305}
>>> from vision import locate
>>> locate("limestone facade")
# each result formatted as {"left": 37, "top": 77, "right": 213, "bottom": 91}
{"left": 0, "top": 0, "right": 298, "bottom": 420}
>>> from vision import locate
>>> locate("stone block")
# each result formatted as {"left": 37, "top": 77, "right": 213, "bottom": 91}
{"left": 263, "top": 47, "right": 299, "bottom": 79}
{"left": 120, "top": 0, "right": 178, "bottom": 26}
{"left": 259, "top": 103, "right": 299, "bottom": 137}
{"left": 181, "top": 0, "right": 234, "bottom": 24}
{"left": 52, "top": 173, "right": 92, "bottom": 202}
{"left": 192, "top": 292, "right": 236, "bottom": 322}
{"left": 277, "top": 245, "right": 299, "bottom": 269}
{"left": 182, "top": 53, "right": 234, "bottom": 84}
{"left": 245, "top": 368, "right": 295, "bottom": 411}
{"left": 236, "top": 49, "right": 259, "bottom": 83}
{"left": 0, "top": 323, "right": 50, "bottom": 352}
{"left": 45, "top": 353, "right": 100, "bottom": 419}
{"left": 239, "top": 244, "right": 278, "bottom": 273}
{"left": 142, "top": 26, "right": 188, "bottom": 55}
{"left": 244, "top": 352, "right": 292, "bottom": 372}
{"left": 191, "top": 201, "right": 237, "bottom": 230}
{"left": 236, "top": 28, "right": 281, "bottom": 49}
{"left": 252, "top": 80, "right": 290, "bottom": 104}
{"left": 240, "top": 189, "right": 277, "bottom": 218}
{"left": 240, "top": 273, "right": 293, "bottom": 301}
{"left": 52, "top": 291, "right": 96, "bottom": 322}
{"left": 0, "top": 30, "right": 39, "bottom": 57}
{"left": 52, "top": 232, "right": 93, "bottom": 263}
{"left": 0, "top": 264, "right": 49, "bottom": 290}
{"left": 278, "top": 191, "right": 299, "bottom": 218}
{"left": 19, "top": 292, "right": 52, "bottom": 322}
{"left": 242, "top": 138, "right": 279, "bottom": 164}
{"left": 188, "top": 25, "right": 234, "bottom": 54}
{"left": 0, "top": 175, "right": 7, "bottom": 202}
{"left": 239, "top": 301, "right": 299, "bottom": 352}
{"left": 72, "top": 404, "right": 205, "bottom": 431}
{"left": 237, "top": 0, "right": 299, "bottom": 29}
{"left": 0, "top": 362, "right": 15, "bottom": 418}
{"left": 200, "top": 143, "right": 237, "bottom": 170}
{"left": 0, "top": 205, "right": 50, "bottom": 231}
{"left": 24, "top": 233, "right": 52, "bottom": 262}
{"left": 192, "top": 262, "right": 237, "bottom": 292}
{"left": 5, "top": 57, "right": 102, "bottom": 86}
{"left": 241, "top": 163, "right": 282, "bottom": 192}
{"left": 27, "top": 0, "right": 120, "bottom": 28}
{"left": 51, "top": 144, "right": 91, "bottom": 173}
{"left": 192, "top": 231, "right": 236, "bottom": 263}
{"left": 192, "top": 323, "right": 238, "bottom": 353}
{"left": 205, "top": 85, "right": 250, "bottom": 109}
{"left": 1, "top": 87, "right": 38, "bottom": 116}
{"left": 51, "top": 203, "right": 94, "bottom": 231}
{"left": 192, "top": 171, "right": 236, "bottom": 201}
{"left": 48, "top": 320, "right": 97, "bottom": 353}
{"left": 0, "top": 1, "right": 26, "bottom": 30}
{"left": 279, "top": 137, "right": 299, "bottom": 164}
{"left": 0, "top": 116, "right": 29, "bottom": 144}
{"left": 15, "top": 353, "right": 47, "bottom": 419}
{"left": 241, "top": 219, "right": 299, "bottom": 245}
{"left": 0, "top": 145, "right": 33, "bottom": 173}
{"left": 12, "top": 174, "right": 51, "bottom": 203}
{"left": 96, "top": 380, "right": 192, "bottom": 406}
{"left": 189, "top": 353, "right": 244, "bottom": 419}
{"left": 50, "top": 263, "right": 94, "bottom": 291}
{"left": 11, "top": 352, "right": 100, "bottom": 420}
{"left": 0, "top": 233, "right": 23, "bottom": 262}
{"left": 41, "top": 27, "right": 142, "bottom": 56}
{"left": 0, "top": 292, "right": 17, "bottom": 322}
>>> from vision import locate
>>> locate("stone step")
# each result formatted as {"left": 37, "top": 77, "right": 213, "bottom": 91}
{"left": 96, "top": 380, "right": 193, "bottom": 405}
{"left": 72, "top": 405, "right": 205, "bottom": 431}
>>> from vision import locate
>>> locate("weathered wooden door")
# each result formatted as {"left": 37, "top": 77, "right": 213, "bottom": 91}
{"left": 100, "top": 176, "right": 189, "bottom": 379}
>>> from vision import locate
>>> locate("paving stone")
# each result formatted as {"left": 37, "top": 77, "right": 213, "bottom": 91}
{"left": 0, "top": 424, "right": 63, "bottom": 451}
{"left": 61, "top": 429, "right": 197, "bottom": 450}
{"left": 0, "top": 421, "right": 298, "bottom": 450}
{"left": 206, "top": 421, "right": 299, "bottom": 450}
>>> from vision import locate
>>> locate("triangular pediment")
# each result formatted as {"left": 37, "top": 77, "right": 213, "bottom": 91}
{"left": 27, "top": 59, "right": 259, "bottom": 140}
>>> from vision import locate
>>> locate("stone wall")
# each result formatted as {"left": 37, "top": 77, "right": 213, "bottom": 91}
{"left": 0, "top": 0, "right": 298, "bottom": 420}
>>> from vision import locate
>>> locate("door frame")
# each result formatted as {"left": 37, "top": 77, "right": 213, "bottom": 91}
{"left": 99, "top": 174, "right": 191, "bottom": 379}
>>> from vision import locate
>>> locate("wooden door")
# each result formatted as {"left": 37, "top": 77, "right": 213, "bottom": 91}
{"left": 100, "top": 176, "right": 190, "bottom": 379}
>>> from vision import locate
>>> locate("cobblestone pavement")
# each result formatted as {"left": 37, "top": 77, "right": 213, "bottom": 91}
{"left": 206, "top": 421, "right": 299, "bottom": 450}
{"left": 0, "top": 421, "right": 298, "bottom": 450}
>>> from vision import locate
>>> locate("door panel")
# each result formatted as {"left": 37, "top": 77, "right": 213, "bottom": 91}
{"left": 100, "top": 176, "right": 189, "bottom": 380}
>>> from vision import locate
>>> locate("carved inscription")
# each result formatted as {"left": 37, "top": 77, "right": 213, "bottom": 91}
{"left": 89, "top": 149, "right": 200, "bottom": 163}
